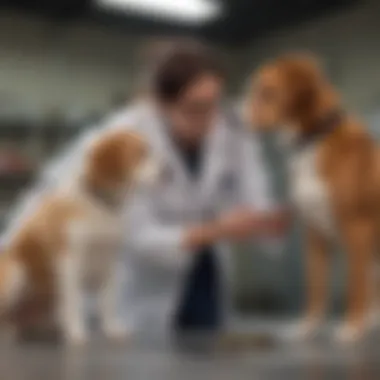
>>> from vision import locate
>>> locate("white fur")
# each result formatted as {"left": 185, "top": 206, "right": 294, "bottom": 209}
{"left": 287, "top": 144, "right": 335, "bottom": 237}
{"left": 281, "top": 142, "right": 336, "bottom": 343}
{"left": 53, "top": 156, "right": 160, "bottom": 346}
{"left": 56, "top": 195, "right": 128, "bottom": 346}
{"left": 137, "top": 157, "right": 161, "bottom": 187}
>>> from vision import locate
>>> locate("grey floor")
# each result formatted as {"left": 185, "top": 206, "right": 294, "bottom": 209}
{"left": 1, "top": 321, "right": 380, "bottom": 380}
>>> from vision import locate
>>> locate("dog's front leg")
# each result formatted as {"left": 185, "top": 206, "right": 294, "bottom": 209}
{"left": 335, "top": 217, "right": 375, "bottom": 344}
{"left": 58, "top": 243, "right": 87, "bottom": 346}
{"left": 98, "top": 263, "right": 128, "bottom": 342}
{"left": 289, "top": 226, "right": 330, "bottom": 341}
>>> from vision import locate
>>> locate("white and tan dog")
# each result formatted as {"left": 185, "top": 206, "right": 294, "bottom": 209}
{"left": 246, "top": 55, "right": 380, "bottom": 344}
{"left": 0, "top": 129, "right": 157, "bottom": 345}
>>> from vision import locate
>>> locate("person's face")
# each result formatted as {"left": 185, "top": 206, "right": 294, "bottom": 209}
{"left": 164, "top": 74, "right": 223, "bottom": 144}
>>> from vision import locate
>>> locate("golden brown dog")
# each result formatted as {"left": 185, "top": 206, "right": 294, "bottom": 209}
{"left": 0, "top": 129, "right": 157, "bottom": 345}
{"left": 246, "top": 55, "right": 380, "bottom": 343}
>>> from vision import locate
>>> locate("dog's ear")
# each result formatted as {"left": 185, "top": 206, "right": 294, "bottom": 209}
{"left": 277, "top": 55, "right": 325, "bottom": 119}
{"left": 85, "top": 130, "right": 145, "bottom": 189}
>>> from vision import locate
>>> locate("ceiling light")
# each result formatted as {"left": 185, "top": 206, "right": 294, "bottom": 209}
{"left": 96, "top": 0, "right": 221, "bottom": 25}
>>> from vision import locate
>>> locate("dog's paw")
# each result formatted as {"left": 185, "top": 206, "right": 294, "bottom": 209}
{"left": 283, "top": 318, "right": 322, "bottom": 342}
{"left": 334, "top": 322, "right": 367, "bottom": 345}
{"left": 64, "top": 328, "right": 88, "bottom": 348}
{"left": 104, "top": 322, "right": 130, "bottom": 343}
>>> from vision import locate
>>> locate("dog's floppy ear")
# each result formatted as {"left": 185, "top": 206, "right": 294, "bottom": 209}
{"left": 85, "top": 130, "right": 144, "bottom": 189}
{"left": 277, "top": 55, "right": 325, "bottom": 118}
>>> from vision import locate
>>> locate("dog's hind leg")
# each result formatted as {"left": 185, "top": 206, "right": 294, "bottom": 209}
{"left": 0, "top": 257, "right": 26, "bottom": 341}
{"left": 0, "top": 258, "right": 26, "bottom": 312}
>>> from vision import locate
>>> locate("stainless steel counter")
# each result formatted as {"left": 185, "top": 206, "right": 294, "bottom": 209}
{"left": 1, "top": 321, "right": 380, "bottom": 380}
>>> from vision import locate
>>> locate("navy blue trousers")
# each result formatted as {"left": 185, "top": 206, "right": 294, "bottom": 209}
{"left": 174, "top": 246, "right": 222, "bottom": 331}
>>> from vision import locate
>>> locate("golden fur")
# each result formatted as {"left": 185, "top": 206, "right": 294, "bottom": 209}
{"left": 247, "top": 54, "right": 380, "bottom": 343}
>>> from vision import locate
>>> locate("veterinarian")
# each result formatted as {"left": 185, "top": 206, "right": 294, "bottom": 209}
{"left": 1, "top": 42, "right": 285, "bottom": 339}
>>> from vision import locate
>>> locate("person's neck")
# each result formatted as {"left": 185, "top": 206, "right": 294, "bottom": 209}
{"left": 166, "top": 122, "right": 203, "bottom": 151}
{"left": 173, "top": 133, "right": 201, "bottom": 152}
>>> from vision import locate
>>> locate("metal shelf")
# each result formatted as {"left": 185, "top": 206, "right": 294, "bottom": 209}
{"left": 0, "top": 172, "right": 35, "bottom": 190}
{"left": 0, "top": 122, "right": 81, "bottom": 140}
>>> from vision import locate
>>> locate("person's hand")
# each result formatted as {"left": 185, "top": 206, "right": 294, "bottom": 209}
{"left": 182, "top": 206, "right": 291, "bottom": 250}
{"left": 216, "top": 209, "right": 258, "bottom": 241}
{"left": 217, "top": 207, "right": 290, "bottom": 242}
{"left": 255, "top": 207, "right": 291, "bottom": 237}
{"left": 183, "top": 222, "right": 222, "bottom": 251}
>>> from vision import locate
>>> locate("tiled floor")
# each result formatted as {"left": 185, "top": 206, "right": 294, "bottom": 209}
{"left": 1, "top": 322, "right": 380, "bottom": 380}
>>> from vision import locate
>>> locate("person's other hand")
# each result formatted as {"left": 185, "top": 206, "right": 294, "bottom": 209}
{"left": 183, "top": 222, "right": 222, "bottom": 251}
{"left": 217, "top": 209, "right": 257, "bottom": 241}
{"left": 217, "top": 207, "right": 290, "bottom": 241}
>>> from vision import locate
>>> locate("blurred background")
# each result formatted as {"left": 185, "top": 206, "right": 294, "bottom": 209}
{"left": 0, "top": 0, "right": 379, "bottom": 319}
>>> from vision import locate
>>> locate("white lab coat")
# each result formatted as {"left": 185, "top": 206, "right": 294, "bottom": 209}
{"left": 1, "top": 100, "right": 275, "bottom": 339}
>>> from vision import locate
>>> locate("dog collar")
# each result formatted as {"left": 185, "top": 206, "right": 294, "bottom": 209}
{"left": 295, "top": 109, "right": 345, "bottom": 150}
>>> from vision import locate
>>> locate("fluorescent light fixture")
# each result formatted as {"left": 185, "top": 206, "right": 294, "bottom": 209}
{"left": 96, "top": 0, "right": 221, "bottom": 25}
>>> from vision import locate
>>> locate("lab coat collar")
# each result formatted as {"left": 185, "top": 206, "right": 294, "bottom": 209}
{"left": 152, "top": 105, "right": 223, "bottom": 191}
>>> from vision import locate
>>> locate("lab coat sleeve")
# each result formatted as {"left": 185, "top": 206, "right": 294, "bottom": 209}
{"left": 235, "top": 130, "right": 277, "bottom": 212}
{"left": 125, "top": 191, "right": 191, "bottom": 271}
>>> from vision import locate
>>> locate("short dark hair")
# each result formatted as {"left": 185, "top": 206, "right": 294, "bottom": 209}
{"left": 152, "top": 41, "right": 224, "bottom": 102}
